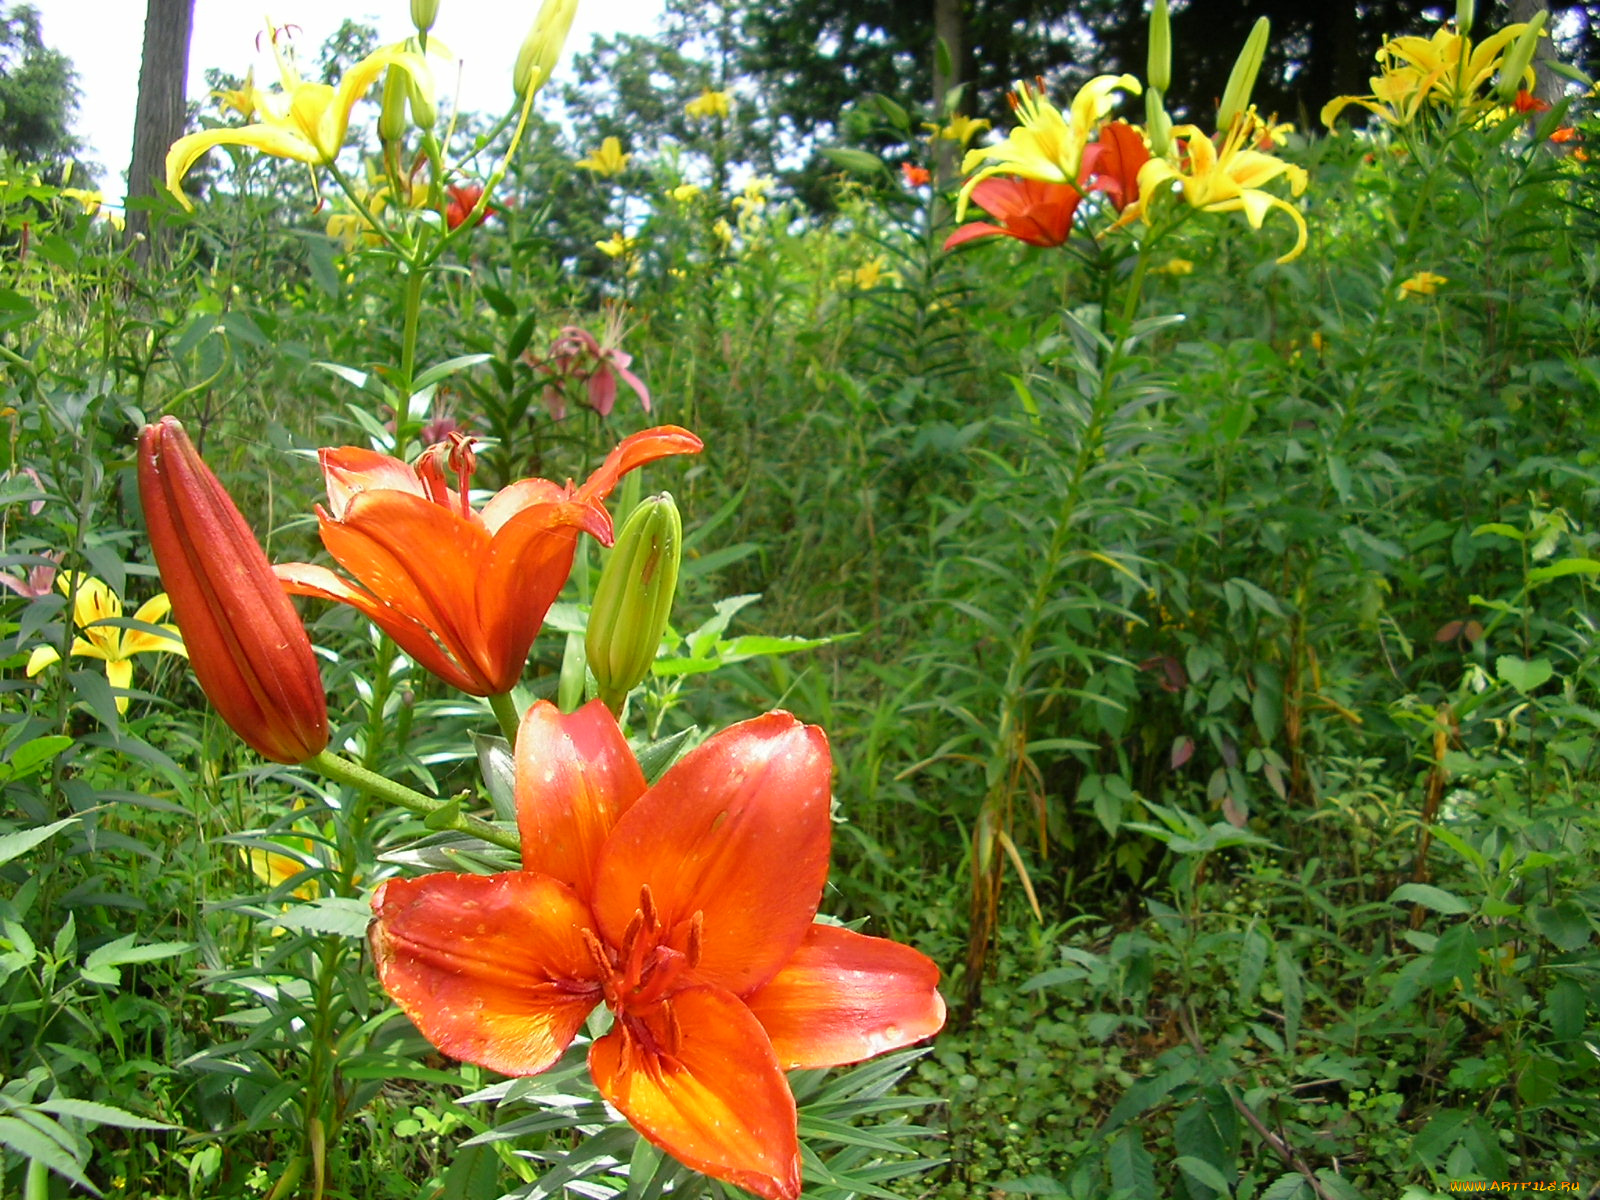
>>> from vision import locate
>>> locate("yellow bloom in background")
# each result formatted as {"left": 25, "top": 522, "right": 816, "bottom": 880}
{"left": 25, "top": 573, "right": 187, "bottom": 713}
{"left": 711, "top": 217, "right": 735, "bottom": 246}
{"left": 685, "top": 89, "right": 732, "bottom": 119}
{"left": 1153, "top": 257, "right": 1195, "bottom": 275}
{"left": 1399, "top": 270, "right": 1448, "bottom": 298}
{"left": 166, "top": 35, "right": 427, "bottom": 209}
{"left": 669, "top": 183, "right": 702, "bottom": 202}
{"left": 596, "top": 232, "right": 639, "bottom": 258}
{"left": 957, "top": 74, "right": 1141, "bottom": 218}
{"left": 326, "top": 185, "right": 390, "bottom": 249}
{"left": 244, "top": 840, "right": 320, "bottom": 901}
{"left": 1322, "top": 20, "right": 1527, "bottom": 128}
{"left": 58, "top": 187, "right": 103, "bottom": 216}
{"left": 926, "top": 113, "right": 992, "bottom": 148}
{"left": 1131, "top": 114, "right": 1309, "bottom": 263}
{"left": 577, "top": 136, "right": 630, "bottom": 176}
{"left": 837, "top": 256, "right": 899, "bottom": 290}
{"left": 733, "top": 175, "right": 773, "bottom": 214}
{"left": 212, "top": 67, "right": 257, "bottom": 121}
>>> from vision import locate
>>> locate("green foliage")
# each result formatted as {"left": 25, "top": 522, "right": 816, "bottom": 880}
{"left": 0, "top": 4, "right": 82, "bottom": 174}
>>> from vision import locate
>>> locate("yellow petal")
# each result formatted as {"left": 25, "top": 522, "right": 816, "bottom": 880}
{"left": 25, "top": 645, "right": 60, "bottom": 677}
{"left": 105, "top": 657, "right": 133, "bottom": 713}
{"left": 166, "top": 126, "right": 319, "bottom": 209}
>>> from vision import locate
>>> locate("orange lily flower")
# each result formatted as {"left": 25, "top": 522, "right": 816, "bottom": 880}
{"left": 370, "top": 700, "right": 946, "bottom": 1200}
{"left": 276, "top": 427, "right": 701, "bottom": 696}
{"left": 1081, "top": 119, "right": 1150, "bottom": 212}
{"left": 945, "top": 175, "right": 1084, "bottom": 248}
{"left": 139, "top": 417, "right": 328, "bottom": 763}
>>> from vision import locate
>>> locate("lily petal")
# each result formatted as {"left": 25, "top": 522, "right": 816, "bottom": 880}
{"left": 592, "top": 712, "right": 832, "bottom": 996}
{"left": 589, "top": 985, "right": 801, "bottom": 1200}
{"left": 574, "top": 426, "right": 704, "bottom": 506}
{"left": 165, "top": 126, "right": 320, "bottom": 209}
{"left": 105, "top": 655, "right": 134, "bottom": 712}
{"left": 514, "top": 699, "right": 647, "bottom": 901}
{"left": 25, "top": 645, "right": 60, "bottom": 677}
{"left": 745, "top": 924, "right": 946, "bottom": 1069}
{"left": 369, "top": 871, "right": 602, "bottom": 1076}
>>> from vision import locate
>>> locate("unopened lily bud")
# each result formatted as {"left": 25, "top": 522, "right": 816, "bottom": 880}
{"left": 585, "top": 493, "right": 681, "bottom": 713}
{"left": 138, "top": 417, "right": 328, "bottom": 764}
{"left": 1496, "top": 11, "right": 1547, "bottom": 104}
{"left": 513, "top": 0, "right": 579, "bottom": 100}
{"left": 1145, "top": 88, "right": 1172, "bottom": 158}
{"left": 411, "top": 0, "right": 439, "bottom": 35}
{"left": 379, "top": 67, "right": 410, "bottom": 142}
{"left": 1217, "top": 16, "right": 1269, "bottom": 133}
{"left": 1456, "top": 0, "right": 1474, "bottom": 37}
{"left": 1147, "top": 0, "right": 1171, "bottom": 95}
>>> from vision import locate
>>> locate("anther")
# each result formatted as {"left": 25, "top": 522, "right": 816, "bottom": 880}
{"left": 639, "top": 884, "right": 658, "bottom": 932}
{"left": 686, "top": 911, "right": 704, "bottom": 969}
{"left": 580, "top": 928, "right": 611, "bottom": 978}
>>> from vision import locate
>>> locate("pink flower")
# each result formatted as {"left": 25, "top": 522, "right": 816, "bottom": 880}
{"left": 0, "top": 550, "right": 60, "bottom": 599}
{"left": 526, "top": 316, "right": 651, "bottom": 421}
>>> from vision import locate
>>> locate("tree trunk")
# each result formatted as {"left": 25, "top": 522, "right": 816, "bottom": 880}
{"left": 931, "top": 0, "right": 964, "bottom": 219}
{"left": 126, "top": 0, "right": 195, "bottom": 261}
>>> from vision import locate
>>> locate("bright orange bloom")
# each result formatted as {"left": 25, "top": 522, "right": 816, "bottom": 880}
{"left": 444, "top": 183, "right": 499, "bottom": 229}
{"left": 139, "top": 417, "right": 329, "bottom": 763}
{"left": 1550, "top": 125, "right": 1581, "bottom": 144}
{"left": 276, "top": 428, "right": 701, "bottom": 695}
{"left": 1513, "top": 87, "right": 1550, "bottom": 114}
{"left": 370, "top": 700, "right": 946, "bottom": 1200}
{"left": 1081, "top": 119, "right": 1150, "bottom": 212}
{"left": 900, "top": 161, "right": 931, "bottom": 187}
{"left": 944, "top": 176, "right": 1083, "bottom": 248}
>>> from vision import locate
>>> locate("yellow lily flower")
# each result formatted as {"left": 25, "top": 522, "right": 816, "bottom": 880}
{"left": 1322, "top": 21, "right": 1527, "bottom": 127}
{"left": 1399, "top": 270, "right": 1448, "bottom": 298}
{"left": 837, "top": 256, "right": 899, "bottom": 290}
{"left": 668, "top": 183, "right": 702, "bottom": 202}
{"left": 165, "top": 36, "right": 427, "bottom": 210}
{"left": 212, "top": 67, "right": 257, "bottom": 121}
{"left": 595, "top": 232, "right": 639, "bottom": 258}
{"left": 925, "top": 113, "right": 992, "bottom": 148}
{"left": 576, "top": 136, "right": 630, "bottom": 177}
{"left": 685, "top": 89, "right": 732, "bottom": 120}
{"left": 1132, "top": 116, "right": 1309, "bottom": 263}
{"left": 25, "top": 573, "right": 187, "bottom": 713}
{"left": 956, "top": 75, "right": 1141, "bottom": 219}
{"left": 244, "top": 840, "right": 321, "bottom": 901}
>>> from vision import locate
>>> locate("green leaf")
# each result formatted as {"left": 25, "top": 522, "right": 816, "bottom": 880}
{"left": 0, "top": 1115, "right": 97, "bottom": 1195}
{"left": 4, "top": 734, "right": 72, "bottom": 779}
{"left": 1496, "top": 655, "right": 1553, "bottom": 694}
{"left": 1259, "top": 1175, "right": 1311, "bottom": 1200}
{"left": 34, "top": 1098, "right": 177, "bottom": 1131}
{"left": 821, "top": 146, "right": 887, "bottom": 175}
{"left": 265, "top": 897, "right": 371, "bottom": 938}
{"left": 1174, "top": 1155, "right": 1230, "bottom": 1194}
{"left": 423, "top": 798, "right": 462, "bottom": 830}
{"left": 1471, "top": 522, "right": 1524, "bottom": 542}
{"left": 479, "top": 285, "right": 518, "bottom": 318}
{"left": 0, "top": 818, "right": 77, "bottom": 867}
{"left": 412, "top": 353, "right": 494, "bottom": 392}
{"left": 1530, "top": 900, "right": 1592, "bottom": 951}
{"left": 1526, "top": 557, "right": 1600, "bottom": 584}
{"left": 1390, "top": 883, "right": 1472, "bottom": 915}
{"left": 1106, "top": 1129, "right": 1154, "bottom": 1197}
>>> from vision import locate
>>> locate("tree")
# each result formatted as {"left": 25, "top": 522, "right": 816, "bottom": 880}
{"left": 126, "top": 0, "right": 195, "bottom": 255}
{"left": 0, "top": 3, "right": 82, "bottom": 174}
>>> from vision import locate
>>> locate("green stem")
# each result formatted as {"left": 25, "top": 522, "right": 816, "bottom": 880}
{"left": 394, "top": 264, "right": 428, "bottom": 452}
{"left": 306, "top": 750, "right": 520, "bottom": 852}
{"left": 487, "top": 691, "right": 522, "bottom": 744}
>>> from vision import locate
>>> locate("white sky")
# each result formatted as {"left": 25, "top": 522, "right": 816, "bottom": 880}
{"left": 35, "top": 0, "right": 668, "bottom": 202}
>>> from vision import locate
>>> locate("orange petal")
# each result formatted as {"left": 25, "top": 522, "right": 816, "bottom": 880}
{"left": 592, "top": 712, "right": 832, "bottom": 996}
{"left": 745, "top": 924, "right": 946, "bottom": 1069}
{"left": 274, "top": 561, "right": 485, "bottom": 694}
{"left": 317, "top": 492, "right": 499, "bottom": 691}
{"left": 479, "top": 478, "right": 571, "bottom": 535}
{"left": 318, "top": 445, "right": 426, "bottom": 518}
{"left": 369, "top": 871, "right": 601, "bottom": 1076}
{"left": 574, "top": 426, "right": 704, "bottom": 506}
{"left": 589, "top": 986, "right": 801, "bottom": 1200}
{"left": 475, "top": 500, "right": 613, "bottom": 693}
{"left": 514, "top": 699, "right": 647, "bottom": 901}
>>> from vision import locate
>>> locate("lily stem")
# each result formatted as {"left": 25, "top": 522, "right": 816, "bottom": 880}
{"left": 306, "top": 750, "right": 520, "bottom": 853}
{"left": 487, "top": 691, "right": 522, "bottom": 744}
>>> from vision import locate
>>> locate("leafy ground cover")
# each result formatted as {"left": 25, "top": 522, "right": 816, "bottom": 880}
{"left": 2, "top": 4, "right": 1599, "bottom": 1198}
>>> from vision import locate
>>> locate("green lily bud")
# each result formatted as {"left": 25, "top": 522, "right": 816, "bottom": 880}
{"left": 513, "top": 0, "right": 579, "bottom": 100}
{"left": 379, "top": 66, "right": 409, "bottom": 143}
{"left": 1147, "top": 0, "right": 1171, "bottom": 95}
{"left": 411, "top": 0, "right": 439, "bottom": 35}
{"left": 586, "top": 493, "right": 682, "bottom": 713}
{"left": 1495, "top": 10, "right": 1547, "bottom": 104}
{"left": 1145, "top": 88, "right": 1172, "bottom": 158}
{"left": 1456, "top": 0, "right": 1473, "bottom": 37}
{"left": 1217, "top": 16, "right": 1269, "bottom": 133}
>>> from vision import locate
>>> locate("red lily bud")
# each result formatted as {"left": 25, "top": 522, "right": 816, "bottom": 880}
{"left": 138, "top": 416, "right": 328, "bottom": 763}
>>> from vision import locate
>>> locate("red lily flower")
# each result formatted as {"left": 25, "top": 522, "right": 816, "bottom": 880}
{"left": 1550, "top": 125, "right": 1581, "bottom": 144}
{"left": 445, "top": 183, "right": 499, "bottom": 230}
{"left": 1080, "top": 119, "right": 1150, "bottom": 212}
{"left": 901, "top": 161, "right": 932, "bottom": 187}
{"left": 275, "top": 428, "right": 701, "bottom": 695}
{"left": 1514, "top": 87, "right": 1551, "bottom": 115}
{"left": 370, "top": 700, "right": 946, "bottom": 1200}
{"left": 944, "top": 175, "right": 1084, "bottom": 248}
{"left": 139, "top": 416, "right": 329, "bottom": 763}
